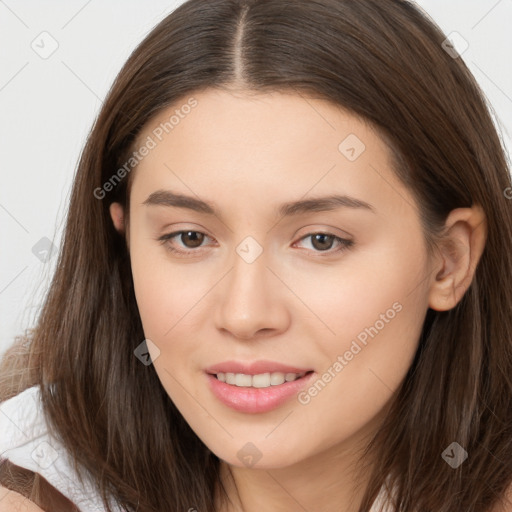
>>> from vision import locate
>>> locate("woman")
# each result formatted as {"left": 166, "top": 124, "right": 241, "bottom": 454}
{"left": 1, "top": 0, "right": 511, "bottom": 511}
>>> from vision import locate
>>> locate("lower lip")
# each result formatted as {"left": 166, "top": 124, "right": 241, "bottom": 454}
{"left": 206, "top": 371, "right": 315, "bottom": 414}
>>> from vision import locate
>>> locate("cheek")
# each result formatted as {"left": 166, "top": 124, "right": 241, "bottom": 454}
{"left": 129, "top": 232, "right": 205, "bottom": 341}
{"left": 301, "top": 300, "right": 425, "bottom": 450}
{"left": 298, "top": 242, "right": 429, "bottom": 425}
{"left": 285, "top": 228, "right": 429, "bottom": 344}
{"left": 294, "top": 235, "right": 429, "bottom": 409}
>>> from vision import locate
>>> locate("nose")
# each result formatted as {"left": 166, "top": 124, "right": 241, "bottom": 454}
{"left": 214, "top": 247, "right": 291, "bottom": 340}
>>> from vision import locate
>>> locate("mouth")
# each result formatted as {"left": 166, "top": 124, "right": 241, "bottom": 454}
{"left": 205, "top": 370, "right": 316, "bottom": 414}
{"left": 208, "top": 370, "right": 314, "bottom": 388}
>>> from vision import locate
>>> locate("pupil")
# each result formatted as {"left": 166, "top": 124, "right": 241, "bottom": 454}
{"left": 312, "top": 234, "right": 333, "bottom": 251}
{"left": 183, "top": 231, "right": 203, "bottom": 248}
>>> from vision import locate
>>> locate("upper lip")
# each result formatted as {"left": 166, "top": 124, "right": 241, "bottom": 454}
{"left": 205, "top": 360, "right": 313, "bottom": 376}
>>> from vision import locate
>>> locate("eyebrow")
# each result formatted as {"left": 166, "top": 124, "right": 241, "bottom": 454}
{"left": 143, "top": 189, "right": 375, "bottom": 217}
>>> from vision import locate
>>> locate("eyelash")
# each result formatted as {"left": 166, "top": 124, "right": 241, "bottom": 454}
{"left": 157, "top": 230, "right": 354, "bottom": 258}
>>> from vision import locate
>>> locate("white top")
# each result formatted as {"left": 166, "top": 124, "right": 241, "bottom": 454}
{"left": 0, "top": 385, "right": 123, "bottom": 511}
{"left": 0, "top": 385, "right": 393, "bottom": 512}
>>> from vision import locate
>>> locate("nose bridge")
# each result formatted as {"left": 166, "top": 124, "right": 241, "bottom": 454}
{"left": 227, "top": 238, "right": 270, "bottom": 306}
{"left": 227, "top": 230, "right": 269, "bottom": 287}
{"left": 214, "top": 236, "right": 290, "bottom": 338}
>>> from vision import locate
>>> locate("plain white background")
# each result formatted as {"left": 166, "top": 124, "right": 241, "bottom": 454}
{"left": 1, "top": 0, "right": 511, "bottom": 360}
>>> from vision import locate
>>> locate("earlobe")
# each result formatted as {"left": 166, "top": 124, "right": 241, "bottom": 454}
{"left": 109, "top": 202, "right": 125, "bottom": 234}
{"left": 428, "top": 205, "right": 487, "bottom": 312}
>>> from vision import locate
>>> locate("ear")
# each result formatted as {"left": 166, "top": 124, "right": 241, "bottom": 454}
{"left": 109, "top": 202, "right": 125, "bottom": 232}
{"left": 428, "top": 204, "right": 487, "bottom": 311}
{"left": 110, "top": 202, "right": 130, "bottom": 247}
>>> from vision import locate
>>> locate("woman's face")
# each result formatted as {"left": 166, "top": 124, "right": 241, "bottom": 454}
{"left": 121, "top": 88, "right": 435, "bottom": 469}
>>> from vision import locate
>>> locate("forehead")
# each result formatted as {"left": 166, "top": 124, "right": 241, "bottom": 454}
{"left": 129, "top": 88, "right": 418, "bottom": 222}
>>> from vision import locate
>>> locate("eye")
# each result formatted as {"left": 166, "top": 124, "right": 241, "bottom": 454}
{"left": 158, "top": 230, "right": 213, "bottom": 256}
{"left": 157, "top": 230, "right": 353, "bottom": 257}
{"left": 294, "top": 232, "right": 353, "bottom": 254}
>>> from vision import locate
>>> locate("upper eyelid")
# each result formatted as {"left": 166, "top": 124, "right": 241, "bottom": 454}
{"left": 160, "top": 230, "right": 351, "bottom": 249}
{"left": 161, "top": 230, "right": 215, "bottom": 243}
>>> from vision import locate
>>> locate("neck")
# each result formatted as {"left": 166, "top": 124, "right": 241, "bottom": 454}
{"left": 214, "top": 408, "right": 386, "bottom": 512}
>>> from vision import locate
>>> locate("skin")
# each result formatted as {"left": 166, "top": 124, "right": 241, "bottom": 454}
{"left": 0, "top": 488, "right": 46, "bottom": 512}
{"left": 109, "top": 88, "right": 487, "bottom": 512}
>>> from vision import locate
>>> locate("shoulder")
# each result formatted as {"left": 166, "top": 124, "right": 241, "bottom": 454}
{"left": 489, "top": 482, "right": 512, "bottom": 512}
{"left": 0, "top": 461, "right": 81, "bottom": 512}
{"left": 0, "top": 388, "right": 111, "bottom": 512}
{"left": 0, "top": 485, "right": 44, "bottom": 511}
{"left": 0, "top": 385, "right": 42, "bottom": 442}
{"left": 0, "top": 385, "right": 48, "bottom": 470}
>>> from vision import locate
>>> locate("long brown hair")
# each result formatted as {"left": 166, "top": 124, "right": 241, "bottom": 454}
{"left": 1, "top": 1, "right": 511, "bottom": 511}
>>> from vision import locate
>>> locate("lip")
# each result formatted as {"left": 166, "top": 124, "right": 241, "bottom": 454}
{"left": 206, "top": 371, "right": 316, "bottom": 414}
{"left": 205, "top": 360, "right": 313, "bottom": 376}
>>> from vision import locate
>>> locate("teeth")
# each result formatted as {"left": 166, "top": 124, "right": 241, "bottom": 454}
{"left": 216, "top": 371, "right": 306, "bottom": 388}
